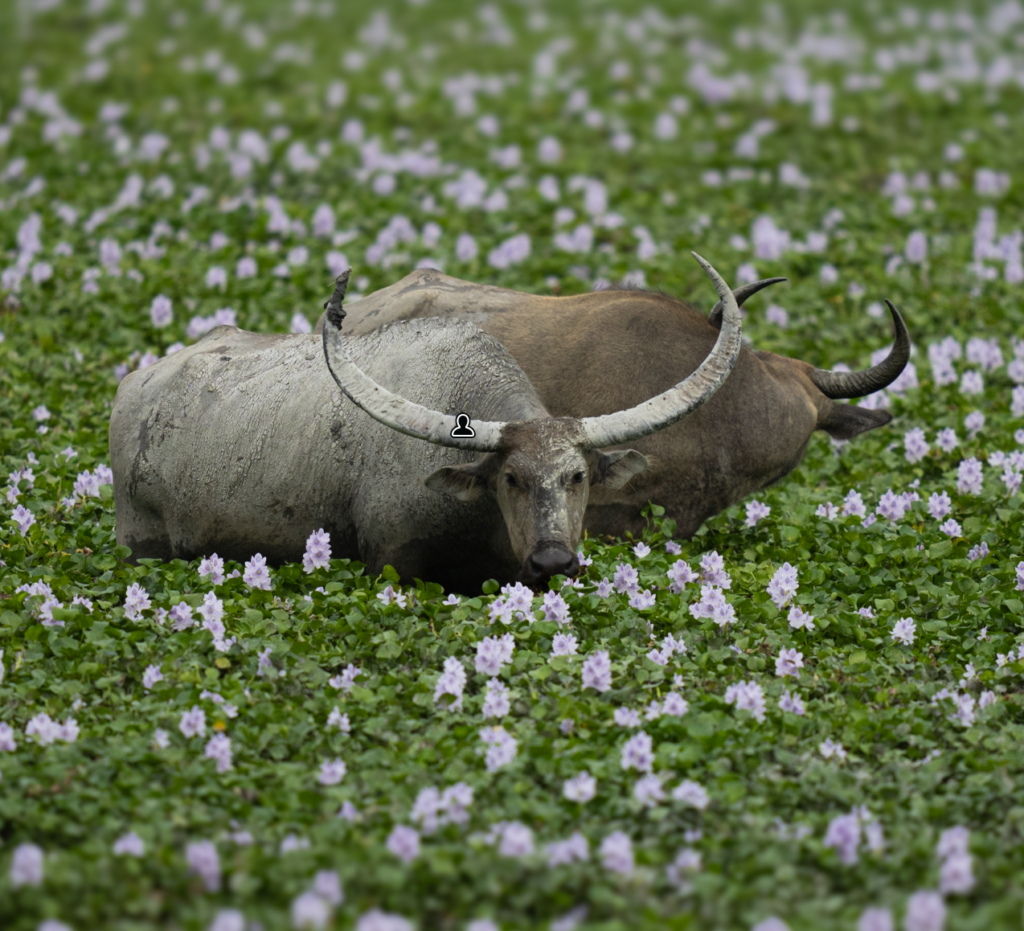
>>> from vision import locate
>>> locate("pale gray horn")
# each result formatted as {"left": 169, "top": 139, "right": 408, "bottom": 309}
{"left": 321, "top": 269, "right": 506, "bottom": 451}
{"left": 809, "top": 301, "right": 910, "bottom": 399}
{"left": 707, "top": 277, "right": 788, "bottom": 329}
{"left": 581, "top": 253, "right": 743, "bottom": 449}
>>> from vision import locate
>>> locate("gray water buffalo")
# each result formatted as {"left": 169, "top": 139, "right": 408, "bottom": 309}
{"left": 315, "top": 269, "right": 909, "bottom": 541}
{"left": 110, "top": 255, "right": 743, "bottom": 593}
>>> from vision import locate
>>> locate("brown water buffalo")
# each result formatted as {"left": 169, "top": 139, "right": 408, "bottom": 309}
{"left": 110, "top": 256, "right": 744, "bottom": 593}
{"left": 314, "top": 268, "right": 908, "bottom": 541}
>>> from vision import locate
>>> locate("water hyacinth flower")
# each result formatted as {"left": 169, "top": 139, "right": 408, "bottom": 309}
{"left": 434, "top": 657, "right": 467, "bottom": 710}
{"left": 142, "top": 664, "right": 164, "bottom": 690}
{"left": 302, "top": 528, "right": 331, "bottom": 573}
{"left": 724, "top": 681, "right": 766, "bottom": 722}
{"left": 187, "top": 840, "right": 221, "bottom": 892}
{"left": 479, "top": 725, "right": 517, "bottom": 771}
{"left": 599, "top": 831, "right": 634, "bottom": 875}
{"left": 767, "top": 563, "right": 798, "bottom": 608}
{"left": 903, "top": 891, "right": 945, "bottom": 931}
{"left": 787, "top": 605, "right": 815, "bottom": 631}
{"left": 745, "top": 499, "right": 770, "bottom": 526}
{"left": 482, "top": 678, "right": 510, "bottom": 719}
{"left": 243, "top": 553, "right": 272, "bottom": 590}
{"left": 475, "top": 633, "right": 514, "bottom": 675}
{"left": 327, "top": 707, "right": 350, "bottom": 732}
{"left": 904, "top": 428, "right": 930, "bottom": 463}
{"left": 113, "top": 832, "right": 145, "bottom": 857}
{"left": 497, "top": 822, "right": 534, "bottom": 857}
{"left": 123, "top": 582, "right": 152, "bottom": 621}
{"left": 376, "top": 584, "right": 407, "bottom": 608}
{"left": 620, "top": 732, "right": 654, "bottom": 772}
{"left": 198, "top": 553, "right": 225, "bottom": 585}
{"left": 205, "top": 734, "right": 233, "bottom": 773}
{"left": 318, "top": 758, "right": 347, "bottom": 786}
{"left": 842, "top": 489, "right": 867, "bottom": 518}
{"left": 551, "top": 633, "right": 578, "bottom": 656}
{"left": 775, "top": 647, "right": 804, "bottom": 677}
{"left": 779, "top": 690, "right": 806, "bottom": 715}
{"left": 928, "top": 491, "right": 952, "bottom": 520}
{"left": 699, "top": 551, "right": 731, "bottom": 588}
{"left": 891, "top": 617, "right": 916, "bottom": 645}
{"left": 667, "top": 559, "right": 697, "bottom": 592}
{"left": 689, "top": 584, "right": 736, "bottom": 627}
{"left": 613, "top": 561, "right": 639, "bottom": 593}
{"left": 10, "top": 842, "right": 44, "bottom": 887}
{"left": 0, "top": 721, "right": 16, "bottom": 751}
{"left": 581, "top": 650, "right": 612, "bottom": 692}
{"left": 819, "top": 738, "right": 847, "bottom": 761}
{"left": 545, "top": 832, "right": 589, "bottom": 867}
{"left": 672, "top": 780, "right": 710, "bottom": 809}
{"left": 563, "top": 771, "right": 596, "bottom": 803}
{"left": 150, "top": 294, "right": 173, "bottom": 327}
{"left": 386, "top": 825, "right": 420, "bottom": 864}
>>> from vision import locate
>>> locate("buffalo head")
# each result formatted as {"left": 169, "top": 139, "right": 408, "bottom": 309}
{"left": 322, "top": 254, "right": 744, "bottom": 589}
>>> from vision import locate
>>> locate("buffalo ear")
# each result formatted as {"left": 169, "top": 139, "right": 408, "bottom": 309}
{"left": 818, "top": 403, "right": 893, "bottom": 440}
{"left": 424, "top": 462, "right": 487, "bottom": 501}
{"left": 595, "top": 449, "right": 649, "bottom": 489}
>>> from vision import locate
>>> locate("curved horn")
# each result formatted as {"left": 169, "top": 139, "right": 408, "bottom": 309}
{"left": 809, "top": 301, "right": 910, "bottom": 399}
{"left": 581, "top": 253, "right": 743, "bottom": 449}
{"left": 321, "top": 269, "right": 506, "bottom": 451}
{"left": 707, "top": 277, "right": 788, "bottom": 329}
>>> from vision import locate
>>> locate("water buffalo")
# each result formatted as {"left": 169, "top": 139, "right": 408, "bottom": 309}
{"left": 110, "top": 255, "right": 743, "bottom": 593}
{"left": 315, "top": 268, "right": 909, "bottom": 541}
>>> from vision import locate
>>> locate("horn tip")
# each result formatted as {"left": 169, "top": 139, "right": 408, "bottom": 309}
{"left": 324, "top": 267, "right": 352, "bottom": 330}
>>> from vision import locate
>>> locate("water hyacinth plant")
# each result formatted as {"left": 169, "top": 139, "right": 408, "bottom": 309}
{"left": 2, "top": 1, "right": 1024, "bottom": 930}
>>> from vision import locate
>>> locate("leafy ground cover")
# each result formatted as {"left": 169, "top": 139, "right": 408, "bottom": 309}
{"left": 2, "top": 0, "right": 1024, "bottom": 929}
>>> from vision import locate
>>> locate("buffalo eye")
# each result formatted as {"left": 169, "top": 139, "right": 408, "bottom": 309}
{"left": 505, "top": 473, "right": 518, "bottom": 487}
{"left": 572, "top": 471, "right": 585, "bottom": 484}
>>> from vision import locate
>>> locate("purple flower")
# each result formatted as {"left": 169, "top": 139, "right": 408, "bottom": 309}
{"left": 376, "top": 584, "right": 407, "bottom": 608}
{"left": 819, "top": 738, "right": 847, "bottom": 761}
{"left": 858, "top": 909, "right": 893, "bottom": 931}
{"left": 386, "top": 825, "right": 420, "bottom": 863}
{"left": 667, "top": 559, "right": 697, "bottom": 592}
{"left": 434, "top": 657, "right": 467, "bottom": 710}
{"left": 628, "top": 589, "right": 656, "bottom": 610}
{"left": 775, "top": 648, "right": 804, "bottom": 677}
{"left": 612, "top": 562, "right": 639, "bottom": 593}
{"left": 198, "top": 553, "right": 225, "bottom": 585}
{"left": 939, "top": 519, "right": 961, "bottom": 537}
{"left": 665, "top": 540, "right": 682, "bottom": 555}
{"left": 964, "top": 410, "right": 985, "bottom": 436}
{"left": 292, "top": 891, "right": 331, "bottom": 930}
{"left": 891, "top": 617, "right": 916, "bottom": 644}
{"left": 824, "top": 812, "right": 861, "bottom": 864}
{"left": 724, "top": 681, "right": 766, "bottom": 722}
{"left": 595, "top": 578, "right": 613, "bottom": 597}
{"left": 767, "top": 563, "right": 798, "bottom": 608}
{"left": 633, "top": 542, "right": 650, "bottom": 558}
{"left": 620, "top": 732, "right": 654, "bottom": 772}
{"left": 318, "top": 758, "right": 347, "bottom": 786}
{"left": 552, "top": 633, "right": 578, "bottom": 657}
{"left": 10, "top": 842, "right": 43, "bottom": 887}
{"left": 179, "top": 706, "right": 206, "bottom": 738}
{"left": 745, "top": 499, "right": 771, "bottom": 526}
{"left": 113, "top": 832, "right": 145, "bottom": 857}
{"left": 816, "top": 502, "right": 838, "bottom": 518}
{"left": 614, "top": 707, "right": 641, "bottom": 728}
{"left": 1016, "top": 560, "right": 1024, "bottom": 591}
{"left": 599, "top": 831, "right": 634, "bottom": 875}
{"left": 497, "top": 821, "right": 534, "bottom": 857}
{"left": 545, "top": 832, "right": 589, "bottom": 867}
{"left": 633, "top": 774, "right": 665, "bottom": 807}
{"left": 935, "top": 428, "right": 958, "bottom": 453}
{"left": 479, "top": 725, "right": 517, "bottom": 771}
{"left": 204, "top": 733, "right": 233, "bottom": 773}
{"left": 778, "top": 690, "right": 806, "bottom": 715}
{"left": 875, "top": 489, "right": 908, "bottom": 522}
{"left": 475, "top": 633, "right": 514, "bottom": 675}
{"left": 302, "top": 528, "right": 331, "bottom": 573}
{"left": 482, "top": 678, "right": 510, "bottom": 719}
{"left": 186, "top": 840, "right": 221, "bottom": 892}
{"left": 842, "top": 489, "right": 866, "bottom": 518}
{"left": 787, "top": 604, "right": 815, "bottom": 631}
{"left": 689, "top": 584, "right": 736, "bottom": 627}
{"left": 672, "top": 780, "right": 710, "bottom": 809}
{"left": 563, "top": 771, "right": 596, "bottom": 803}
{"left": 928, "top": 491, "right": 952, "bottom": 520}
{"left": 581, "top": 650, "right": 612, "bottom": 692}
{"left": 699, "top": 551, "right": 731, "bottom": 588}
{"left": 143, "top": 664, "right": 163, "bottom": 690}
{"left": 150, "top": 294, "right": 173, "bottom": 328}
{"left": 903, "top": 891, "right": 945, "bottom": 931}
{"left": 123, "top": 581, "right": 151, "bottom": 621}
{"left": 542, "top": 591, "right": 571, "bottom": 624}
{"left": 327, "top": 707, "right": 351, "bottom": 732}
{"left": 959, "top": 370, "right": 984, "bottom": 395}
{"left": 243, "top": 553, "right": 272, "bottom": 590}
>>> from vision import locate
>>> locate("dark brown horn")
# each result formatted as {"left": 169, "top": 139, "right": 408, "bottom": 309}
{"left": 809, "top": 301, "right": 910, "bottom": 399}
{"left": 707, "top": 277, "right": 788, "bottom": 329}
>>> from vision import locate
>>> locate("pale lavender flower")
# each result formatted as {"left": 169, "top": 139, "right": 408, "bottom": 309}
{"left": 819, "top": 737, "right": 847, "bottom": 761}
{"left": 187, "top": 840, "right": 221, "bottom": 892}
{"left": 123, "top": 581, "right": 151, "bottom": 621}
{"left": 892, "top": 617, "right": 916, "bottom": 645}
{"left": 581, "top": 650, "right": 612, "bottom": 692}
{"left": 482, "top": 678, "right": 510, "bottom": 719}
{"left": 778, "top": 690, "right": 806, "bottom": 715}
{"left": 292, "top": 891, "right": 331, "bottom": 930}
{"left": 479, "top": 725, "right": 517, "bottom": 771}
{"left": 876, "top": 489, "right": 908, "bottom": 522}
{"left": 613, "top": 561, "right": 639, "bottom": 593}
{"left": 667, "top": 559, "right": 697, "bottom": 592}
{"left": 313, "top": 869, "right": 344, "bottom": 906}
{"left": 169, "top": 602, "right": 194, "bottom": 630}
{"left": 967, "top": 542, "right": 989, "bottom": 561}
{"left": 327, "top": 707, "right": 350, "bottom": 732}
{"left": 699, "top": 551, "right": 731, "bottom": 588}
{"left": 318, "top": 758, "right": 347, "bottom": 786}
{"left": 666, "top": 848, "right": 702, "bottom": 888}
{"left": 329, "top": 663, "right": 362, "bottom": 691}
{"left": 434, "top": 657, "right": 467, "bottom": 711}
{"left": 595, "top": 578, "right": 613, "bottom": 597}
{"left": 964, "top": 410, "right": 985, "bottom": 436}
{"left": 745, "top": 500, "right": 771, "bottom": 526}
{"left": 243, "top": 553, "right": 272, "bottom": 590}
{"left": 842, "top": 489, "right": 867, "bottom": 518}
{"left": 939, "top": 519, "right": 961, "bottom": 537}
{"left": 816, "top": 502, "right": 838, "bottom": 518}
{"left": 0, "top": 721, "right": 16, "bottom": 751}
{"left": 858, "top": 913, "right": 894, "bottom": 931}
{"left": 665, "top": 540, "right": 682, "bottom": 555}
{"left": 205, "top": 733, "right": 232, "bottom": 773}
{"left": 824, "top": 812, "right": 861, "bottom": 864}
{"left": 935, "top": 428, "right": 958, "bottom": 453}
{"left": 497, "top": 822, "right": 534, "bottom": 857}
{"left": 113, "top": 831, "right": 145, "bottom": 857}
{"left": 545, "top": 832, "right": 589, "bottom": 867}
{"left": 302, "top": 528, "right": 331, "bottom": 573}
{"left": 928, "top": 492, "right": 952, "bottom": 520}
{"left": 775, "top": 647, "right": 804, "bottom": 677}
{"left": 376, "top": 584, "right": 407, "bottom": 608}
{"left": 788, "top": 605, "right": 815, "bottom": 631}
{"left": 767, "top": 563, "right": 798, "bottom": 608}
{"left": 11, "top": 842, "right": 44, "bottom": 887}
{"left": 661, "top": 692, "right": 689, "bottom": 716}
{"left": 903, "top": 891, "right": 945, "bottom": 931}
{"left": 620, "top": 732, "right": 654, "bottom": 772}
{"left": 940, "top": 853, "right": 975, "bottom": 894}
{"left": 180, "top": 706, "right": 206, "bottom": 738}
{"left": 628, "top": 589, "right": 656, "bottom": 609}
{"left": 476, "top": 634, "right": 514, "bottom": 675}
{"left": 959, "top": 370, "right": 984, "bottom": 395}
{"left": 542, "top": 591, "right": 571, "bottom": 624}
{"left": 552, "top": 633, "right": 578, "bottom": 656}
{"left": 599, "top": 831, "right": 634, "bottom": 875}
{"left": 355, "top": 910, "right": 412, "bottom": 931}
{"left": 614, "top": 707, "right": 641, "bottom": 728}
{"left": 143, "top": 664, "right": 164, "bottom": 690}
{"left": 563, "top": 771, "right": 596, "bottom": 803}
{"left": 633, "top": 542, "right": 650, "bottom": 558}
{"left": 904, "top": 428, "right": 929, "bottom": 463}
{"left": 689, "top": 584, "right": 736, "bottom": 627}
{"left": 386, "top": 825, "right": 420, "bottom": 863}
{"left": 153, "top": 728, "right": 170, "bottom": 749}
{"left": 198, "top": 553, "right": 225, "bottom": 585}
{"left": 634, "top": 773, "right": 665, "bottom": 807}
{"left": 724, "top": 681, "right": 766, "bottom": 722}
{"left": 150, "top": 294, "right": 173, "bottom": 327}
{"left": 672, "top": 780, "right": 710, "bottom": 809}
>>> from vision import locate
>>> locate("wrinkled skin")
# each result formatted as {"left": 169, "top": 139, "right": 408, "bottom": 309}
{"left": 110, "top": 318, "right": 646, "bottom": 593}
{"left": 316, "top": 269, "right": 896, "bottom": 540}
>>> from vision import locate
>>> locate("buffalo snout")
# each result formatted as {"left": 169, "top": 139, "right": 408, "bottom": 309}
{"left": 521, "top": 544, "right": 580, "bottom": 588}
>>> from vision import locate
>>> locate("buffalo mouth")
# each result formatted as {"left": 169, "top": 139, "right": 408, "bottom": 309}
{"left": 519, "top": 543, "right": 580, "bottom": 588}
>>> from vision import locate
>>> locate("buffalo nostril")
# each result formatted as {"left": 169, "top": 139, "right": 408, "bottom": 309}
{"left": 526, "top": 548, "right": 579, "bottom": 579}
